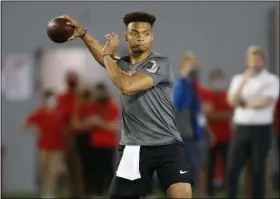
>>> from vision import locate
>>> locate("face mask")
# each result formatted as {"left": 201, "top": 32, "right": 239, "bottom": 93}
{"left": 46, "top": 97, "right": 57, "bottom": 108}
{"left": 83, "top": 90, "right": 91, "bottom": 99}
{"left": 212, "top": 81, "right": 225, "bottom": 90}
{"left": 67, "top": 79, "right": 78, "bottom": 90}
{"left": 187, "top": 67, "right": 199, "bottom": 80}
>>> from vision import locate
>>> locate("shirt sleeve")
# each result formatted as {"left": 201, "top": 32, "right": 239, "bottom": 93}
{"left": 140, "top": 58, "right": 171, "bottom": 86}
{"left": 26, "top": 109, "right": 41, "bottom": 124}
{"left": 116, "top": 59, "right": 128, "bottom": 72}
{"left": 262, "top": 75, "right": 280, "bottom": 100}
{"left": 173, "top": 79, "right": 186, "bottom": 110}
{"left": 228, "top": 75, "right": 241, "bottom": 95}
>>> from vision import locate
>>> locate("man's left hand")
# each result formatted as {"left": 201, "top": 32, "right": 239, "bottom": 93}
{"left": 102, "top": 33, "right": 119, "bottom": 56}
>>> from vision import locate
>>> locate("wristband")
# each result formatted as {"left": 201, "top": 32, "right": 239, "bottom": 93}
{"left": 80, "top": 28, "right": 87, "bottom": 39}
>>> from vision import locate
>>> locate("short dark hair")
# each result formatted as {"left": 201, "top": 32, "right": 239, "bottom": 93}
{"left": 123, "top": 12, "right": 156, "bottom": 27}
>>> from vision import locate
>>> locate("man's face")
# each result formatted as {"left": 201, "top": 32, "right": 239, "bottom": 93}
{"left": 125, "top": 22, "right": 153, "bottom": 54}
{"left": 247, "top": 53, "right": 264, "bottom": 71}
{"left": 209, "top": 72, "right": 225, "bottom": 90}
{"left": 66, "top": 72, "right": 78, "bottom": 90}
{"left": 43, "top": 93, "right": 57, "bottom": 108}
{"left": 95, "top": 86, "right": 109, "bottom": 102}
{"left": 180, "top": 58, "right": 198, "bottom": 76}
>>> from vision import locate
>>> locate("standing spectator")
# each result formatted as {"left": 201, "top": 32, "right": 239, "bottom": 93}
{"left": 71, "top": 86, "right": 95, "bottom": 196}
{"left": 23, "top": 90, "right": 65, "bottom": 199}
{"left": 272, "top": 98, "right": 280, "bottom": 191}
{"left": 201, "top": 68, "right": 232, "bottom": 197}
{"left": 56, "top": 71, "right": 85, "bottom": 197}
{"left": 226, "top": 45, "right": 279, "bottom": 198}
{"left": 173, "top": 52, "right": 208, "bottom": 197}
{"left": 87, "top": 83, "right": 120, "bottom": 197}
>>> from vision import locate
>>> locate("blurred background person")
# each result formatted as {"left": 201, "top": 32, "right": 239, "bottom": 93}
{"left": 56, "top": 71, "right": 85, "bottom": 197}
{"left": 226, "top": 45, "right": 279, "bottom": 198}
{"left": 273, "top": 98, "right": 280, "bottom": 191}
{"left": 201, "top": 68, "right": 232, "bottom": 197}
{"left": 87, "top": 83, "right": 120, "bottom": 197}
{"left": 23, "top": 90, "right": 65, "bottom": 198}
{"left": 174, "top": 51, "right": 208, "bottom": 197}
{"left": 70, "top": 85, "right": 95, "bottom": 197}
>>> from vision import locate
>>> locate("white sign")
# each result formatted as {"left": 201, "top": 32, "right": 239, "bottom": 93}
{"left": 3, "top": 53, "right": 33, "bottom": 102}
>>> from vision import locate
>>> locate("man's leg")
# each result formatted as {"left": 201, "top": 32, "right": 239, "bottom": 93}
{"left": 156, "top": 141, "right": 192, "bottom": 198}
{"left": 45, "top": 151, "right": 63, "bottom": 198}
{"left": 251, "top": 125, "right": 271, "bottom": 198}
{"left": 244, "top": 161, "right": 252, "bottom": 198}
{"left": 38, "top": 149, "right": 49, "bottom": 198}
{"left": 196, "top": 139, "right": 208, "bottom": 197}
{"left": 220, "top": 143, "right": 229, "bottom": 189}
{"left": 64, "top": 138, "right": 85, "bottom": 198}
{"left": 207, "top": 144, "right": 218, "bottom": 197}
{"left": 109, "top": 145, "right": 153, "bottom": 198}
{"left": 226, "top": 125, "right": 251, "bottom": 198}
{"left": 167, "top": 183, "right": 192, "bottom": 198}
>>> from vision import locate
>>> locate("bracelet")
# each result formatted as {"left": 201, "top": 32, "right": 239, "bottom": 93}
{"left": 79, "top": 28, "right": 88, "bottom": 39}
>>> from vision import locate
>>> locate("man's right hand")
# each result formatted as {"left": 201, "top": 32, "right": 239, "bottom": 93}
{"left": 60, "top": 14, "right": 86, "bottom": 40}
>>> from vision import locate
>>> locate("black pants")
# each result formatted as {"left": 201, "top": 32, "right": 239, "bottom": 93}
{"left": 92, "top": 147, "right": 115, "bottom": 196}
{"left": 76, "top": 133, "right": 95, "bottom": 195}
{"left": 207, "top": 143, "right": 228, "bottom": 196}
{"left": 226, "top": 125, "right": 271, "bottom": 198}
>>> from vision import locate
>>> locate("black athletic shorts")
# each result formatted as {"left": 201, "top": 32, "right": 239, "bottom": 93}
{"left": 109, "top": 140, "right": 193, "bottom": 197}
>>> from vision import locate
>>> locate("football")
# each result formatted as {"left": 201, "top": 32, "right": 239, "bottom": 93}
{"left": 46, "top": 17, "right": 74, "bottom": 43}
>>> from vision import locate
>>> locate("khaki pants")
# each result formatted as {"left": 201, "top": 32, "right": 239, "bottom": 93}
{"left": 38, "top": 149, "right": 63, "bottom": 197}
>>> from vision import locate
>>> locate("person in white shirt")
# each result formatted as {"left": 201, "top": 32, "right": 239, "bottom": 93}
{"left": 226, "top": 45, "right": 279, "bottom": 198}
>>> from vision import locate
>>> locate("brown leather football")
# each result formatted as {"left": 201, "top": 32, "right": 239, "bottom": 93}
{"left": 46, "top": 18, "right": 74, "bottom": 43}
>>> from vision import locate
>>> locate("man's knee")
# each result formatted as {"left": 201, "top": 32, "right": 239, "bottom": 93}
{"left": 167, "top": 182, "right": 192, "bottom": 199}
{"left": 110, "top": 195, "right": 139, "bottom": 199}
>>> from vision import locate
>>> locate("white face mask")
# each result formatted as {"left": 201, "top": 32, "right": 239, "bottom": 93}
{"left": 46, "top": 97, "right": 57, "bottom": 108}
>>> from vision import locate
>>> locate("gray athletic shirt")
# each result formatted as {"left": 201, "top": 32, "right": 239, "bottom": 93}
{"left": 116, "top": 51, "right": 182, "bottom": 146}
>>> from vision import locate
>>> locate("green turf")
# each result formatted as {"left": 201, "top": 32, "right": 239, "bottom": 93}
{"left": 2, "top": 189, "right": 279, "bottom": 199}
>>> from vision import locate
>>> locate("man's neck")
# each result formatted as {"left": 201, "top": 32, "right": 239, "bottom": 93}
{"left": 129, "top": 50, "right": 152, "bottom": 65}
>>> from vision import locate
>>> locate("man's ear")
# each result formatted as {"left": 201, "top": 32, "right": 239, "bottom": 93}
{"left": 124, "top": 32, "right": 128, "bottom": 41}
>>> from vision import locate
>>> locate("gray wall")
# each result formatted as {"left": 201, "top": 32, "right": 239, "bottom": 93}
{"left": 2, "top": 1, "right": 278, "bottom": 192}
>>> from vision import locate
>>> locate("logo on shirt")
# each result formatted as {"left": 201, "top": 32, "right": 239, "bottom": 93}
{"left": 145, "top": 61, "right": 159, "bottom": 74}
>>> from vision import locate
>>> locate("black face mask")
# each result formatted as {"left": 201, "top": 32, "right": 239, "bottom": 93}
{"left": 82, "top": 90, "right": 91, "bottom": 99}
{"left": 188, "top": 68, "right": 199, "bottom": 80}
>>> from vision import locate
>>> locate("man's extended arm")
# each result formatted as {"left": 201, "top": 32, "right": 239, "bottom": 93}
{"left": 103, "top": 55, "right": 154, "bottom": 95}
{"left": 82, "top": 33, "right": 105, "bottom": 67}
{"left": 62, "top": 15, "right": 107, "bottom": 67}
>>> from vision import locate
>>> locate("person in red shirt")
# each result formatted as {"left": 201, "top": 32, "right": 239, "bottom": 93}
{"left": 23, "top": 90, "right": 65, "bottom": 199}
{"left": 70, "top": 86, "right": 96, "bottom": 196}
{"left": 86, "top": 83, "right": 120, "bottom": 197}
{"left": 56, "top": 71, "right": 85, "bottom": 198}
{"left": 201, "top": 68, "right": 233, "bottom": 197}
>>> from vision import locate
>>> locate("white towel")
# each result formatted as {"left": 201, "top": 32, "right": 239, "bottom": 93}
{"left": 116, "top": 145, "right": 141, "bottom": 181}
